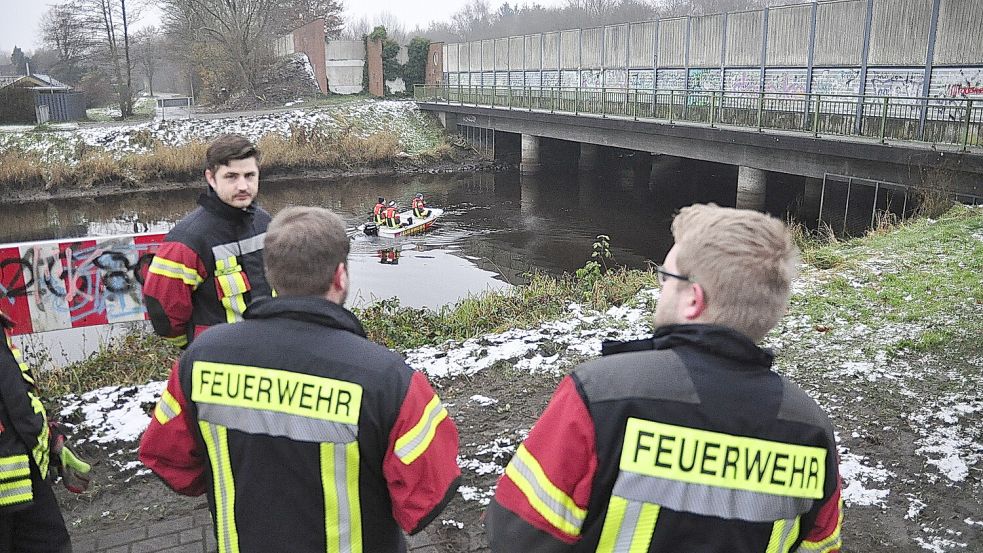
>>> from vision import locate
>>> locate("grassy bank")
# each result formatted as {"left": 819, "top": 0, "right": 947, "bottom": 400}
{"left": 36, "top": 204, "right": 981, "bottom": 396}
{"left": 0, "top": 101, "right": 457, "bottom": 194}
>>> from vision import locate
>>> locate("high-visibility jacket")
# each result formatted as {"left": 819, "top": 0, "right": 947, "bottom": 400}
{"left": 384, "top": 206, "right": 400, "bottom": 227}
{"left": 143, "top": 188, "right": 273, "bottom": 349}
{"left": 374, "top": 203, "right": 386, "bottom": 224}
{"left": 411, "top": 198, "right": 429, "bottom": 218}
{"left": 0, "top": 314, "right": 51, "bottom": 513}
{"left": 487, "top": 324, "right": 843, "bottom": 553}
{"left": 139, "top": 296, "right": 461, "bottom": 553}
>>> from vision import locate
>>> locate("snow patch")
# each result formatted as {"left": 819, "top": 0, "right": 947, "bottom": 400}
{"left": 469, "top": 395, "right": 499, "bottom": 406}
{"left": 838, "top": 451, "right": 893, "bottom": 507}
{"left": 60, "top": 382, "right": 165, "bottom": 444}
{"left": 458, "top": 485, "right": 494, "bottom": 505}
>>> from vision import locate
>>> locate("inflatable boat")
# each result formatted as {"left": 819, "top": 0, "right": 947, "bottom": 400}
{"left": 361, "top": 208, "right": 443, "bottom": 238}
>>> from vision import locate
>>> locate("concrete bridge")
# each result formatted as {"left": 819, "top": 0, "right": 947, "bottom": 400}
{"left": 419, "top": 0, "right": 983, "bottom": 210}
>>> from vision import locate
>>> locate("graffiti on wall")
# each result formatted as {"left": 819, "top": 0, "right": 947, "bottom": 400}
{"left": 724, "top": 69, "right": 761, "bottom": 94}
{"left": 811, "top": 68, "right": 861, "bottom": 96}
{"left": 448, "top": 73, "right": 460, "bottom": 86}
{"left": 581, "top": 69, "right": 603, "bottom": 88}
{"left": 764, "top": 70, "right": 808, "bottom": 97}
{"left": 495, "top": 72, "right": 508, "bottom": 86}
{"left": 543, "top": 70, "right": 561, "bottom": 87}
{"left": 865, "top": 69, "right": 924, "bottom": 98}
{"left": 525, "top": 72, "right": 542, "bottom": 87}
{"left": 689, "top": 69, "right": 722, "bottom": 92}
{"left": 927, "top": 67, "right": 983, "bottom": 121}
{"left": 509, "top": 72, "right": 525, "bottom": 87}
{"left": 604, "top": 70, "right": 628, "bottom": 88}
{"left": 0, "top": 233, "right": 163, "bottom": 335}
{"left": 629, "top": 70, "right": 654, "bottom": 90}
{"left": 561, "top": 71, "right": 579, "bottom": 87}
{"left": 656, "top": 69, "right": 686, "bottom": 91}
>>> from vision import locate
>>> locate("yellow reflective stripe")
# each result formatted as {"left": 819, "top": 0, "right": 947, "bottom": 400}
{"left": 0, "top": 455, "right": 31, "bottom": 480}
{"left": 5, "top": 334, "right": 34, "bottom": 384}
{"left": 320, "top": 442, "right": 362, "bottom": 553}
{"left": 621, "top": 418, "right": 827, "bottom": 499}
{"left": 154, "top": 390, "right": 182, "bottom": 425}
{"left": 215, "top": 257, "right": 248, "bottom": 323}
{"left": 192, "top": 362, "right": 363, "bottom": 425}
{"left": 504, "top": 444, "right": 586, "bottom": 537}
{"left": 3, "top": 336, "right": 50, "bottom": 476}
{"left": 149, "top": 257, "right": 203, "bottom": 287}
{"left": 164, "top": 334, "right": 189, "bottom": 348}
{"left": 0, "top": 478, "right": 33, "bottom": 506}
{"left": 200, "top": 422, "right": 239, "bottom": 553}
{"left": 795, "top": 501, "right": 842, "bottom": 553}
{"left": 595, "top": 497, "right": 660, "bottom": 553}
{"left": 596, "top": 496, "right": 628, "bottom": 553}
{"left": 394, "top": 394, "right": 448, "bottom": 465}
{"left": 767, "top": 517, "right": 801, "bottom": 553}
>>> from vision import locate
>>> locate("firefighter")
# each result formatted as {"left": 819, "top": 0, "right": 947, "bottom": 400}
{"left": 1, "top": 310, "right": 91, "bottom": 553}
{"left": 373, "top": 196, "right": 386, "bottom": 225}
{"left": 143, "top": 134, "right": 274, "bottom": 349}
{"left": 385, "top": 200, "right": 401, "bottom": 228}
{"left": 486, "top": 204, "right": 842, "bottom": 553}
{"left": 139, "top": 206, "right": 461, "bottom": 553}
{"left": 411, "top": 193, "right": 430, "bottom": 218}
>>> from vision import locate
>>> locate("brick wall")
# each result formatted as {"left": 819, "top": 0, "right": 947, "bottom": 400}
{"left": 426, "top": 42, "right": 444, "bottom": 85}
{"left": 291, "top": 19, "right": 328, "bottom": 94}
{"left": 366, "top": 39, "right": 384, "bottom": 97}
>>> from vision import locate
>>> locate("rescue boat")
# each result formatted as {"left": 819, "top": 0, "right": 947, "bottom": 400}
{"left": 361, "top": 208, "right": 444, "bottom": 238}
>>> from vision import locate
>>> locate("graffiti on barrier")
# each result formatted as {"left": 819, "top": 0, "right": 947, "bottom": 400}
{"left": 525, "top": 71, "right": 542, "bottom": 87}
{"left": 628, "top": 70, "right": 654, "bottom": 90}
{"left": 0, "top": 233, "right": 163, "bottom": 335}
{"left": 543, "top": 70, "right": 561, "bottom": 87}
{"left": 764, "top": 69, "right": 807, "bottom": 97}
{"left": 724, "top": 69, "right": 761, "bottom": 94}
{"left": 865, "top": 69, "right": 924, "bottom": 98}
{"left": 560, "top": 70, "right": 579, "bottom": 87}
{"left": 604, "top": 69, "right": 628, "bottom": 88}
{"left": 581, "top": 69, "right": 603, "bottom": 88}
{"left": 656, "top": 68, "right": 686, "bottom": 91}
{"left": 509, "top": 71, "right": 524, "bottom": 87}
{"left": 811, "top": 68, "right": 861, "bottom": 96}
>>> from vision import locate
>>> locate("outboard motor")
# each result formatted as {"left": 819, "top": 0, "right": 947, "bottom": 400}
{"left": 364, "top": 222, "right": 378, "bottom": 236}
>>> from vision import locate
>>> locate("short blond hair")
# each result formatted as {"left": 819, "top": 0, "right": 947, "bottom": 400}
{"left": 671, "top": 204, "right": 799, "bottom": 342}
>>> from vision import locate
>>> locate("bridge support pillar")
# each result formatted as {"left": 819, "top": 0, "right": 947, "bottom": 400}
{"left": 437, "top": 111, "right": 457, "bottom": 130}
{"left": 521, "top": 134, "right": 542, "bottom": 174}
{"left": 737, "top": 166, "right": 767, "bottom": 211}
{"left": 802, "top": 179, "right": 823, "bottom": 224}
{"left": 579, "top": 144, "right": 601, "bottom": 171}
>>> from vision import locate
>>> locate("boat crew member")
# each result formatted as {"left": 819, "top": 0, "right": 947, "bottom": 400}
{"left": 411, "top": 193, "right": 430, "bottom": 218}
{"left": 385, "top": 200, "right": 401, "bottom": 228}
{"left": 373, "top": 197, "right": 386, "bottom": 225}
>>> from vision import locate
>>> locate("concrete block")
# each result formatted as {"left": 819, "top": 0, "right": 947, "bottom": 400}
{"left": 97, "top": 527, "right": 148, "bottom": 549}
{"left": 180, "top": 527, "right": 205, "bottom": 544}
{"left": 148, "top": 516, "right": 196, "bottom": 538}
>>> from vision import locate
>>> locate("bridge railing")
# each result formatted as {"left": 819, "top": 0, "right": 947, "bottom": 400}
{"left": 415, "top": 84, "right": 983, "bottom": 151}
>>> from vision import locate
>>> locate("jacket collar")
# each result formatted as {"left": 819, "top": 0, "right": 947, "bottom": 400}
{"left": 244, "top": 296, "right": 367, "bottom": 338}
{"left": 198, "top": 186, "right": 256, "bottom": 222}
{"left": 603, "top": 324, "right": 774, "bottom": 368}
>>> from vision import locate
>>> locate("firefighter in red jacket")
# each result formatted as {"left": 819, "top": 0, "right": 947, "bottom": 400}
{"left": 140, "top": 206, "right": 460, "bottom": 553}
{"left": 373, "top": 197, "right": 386, "bottom": 225}
{"left": 1, "top": 310, "right": 91, "bottom": 553}
{"left": 385, "top": 200, "right": 401, "bottom": 228}
{"left": 143, "top": 135, "right": 273, "bottom": 349}
{"left": 411, "top": 193, "right": 430, "bottom": 218}
{"left": 487, "top": 204, "right": 842, "bottom": 553}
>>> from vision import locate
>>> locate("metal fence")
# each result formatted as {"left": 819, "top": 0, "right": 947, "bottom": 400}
{"left": 415, "top": 84, "right": 983, "bottom": 151}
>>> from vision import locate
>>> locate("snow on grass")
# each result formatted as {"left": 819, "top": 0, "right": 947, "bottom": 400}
{"left": 458, "top": 485, "right": 494, "bottom": 505}
{"left": 838, "top": 450, "right": 894, "bottom": 507}
{"left": 911, "top": 399, "right": 983, "bottom": 483}
{"left": 469, "top": 395, "right": 499, "bottom": 406}
{"left": 59, "top": 381, "right": 164, "bottom": 445}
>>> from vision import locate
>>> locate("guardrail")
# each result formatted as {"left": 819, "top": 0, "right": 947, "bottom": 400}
{"left": 414, "top": 84, "right": 983, "bottom": 151}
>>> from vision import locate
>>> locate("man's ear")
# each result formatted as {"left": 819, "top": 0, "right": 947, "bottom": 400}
{"left": 331, "top": 262, "right": 348, "bottom": 293}
{"left": 205, "top": 169, "right": 216, "bottom": 189}
{"left": 682, "top": 282, "right": 706, "bottom": 321}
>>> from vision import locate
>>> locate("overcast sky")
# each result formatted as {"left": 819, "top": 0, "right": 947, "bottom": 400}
{"left": 0, "top": 0, "right": 568, "bottom": 56}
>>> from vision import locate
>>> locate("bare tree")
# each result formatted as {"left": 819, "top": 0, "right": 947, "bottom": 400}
{"left": 282, "top": 0, "right": 344, "bottom": 38}
{"left": 374, "top": 12, "right": 407, "bottom": 44}
{"left": 133, "top": 26, "right": 162, "bottom": 96}
{"left": 73, "top": 0, "right": 138, "bottom": 116}
{"left": 40, "top": 3, "right": 91, "bottom": 85}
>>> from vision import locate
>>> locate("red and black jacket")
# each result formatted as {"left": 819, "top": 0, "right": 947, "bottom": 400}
{"left": 487, "top": 324, "right": 842, "bottom": 553}
{"left": 143, "top": 188, "right": 273, "bottom": 348}
{"left": 139, "top": 296, "right": 461, "bottom": 553}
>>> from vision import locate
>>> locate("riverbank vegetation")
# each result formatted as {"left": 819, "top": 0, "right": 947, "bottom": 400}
{"left": 34, "top": 203, "right": 982, "bottom": 400}
{"left": 0, "top": 101, "right": 459, "bottom": 196}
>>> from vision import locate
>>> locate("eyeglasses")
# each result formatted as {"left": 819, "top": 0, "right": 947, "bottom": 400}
{"left": 655, "top": 264, "right": 692, "bottom": 285}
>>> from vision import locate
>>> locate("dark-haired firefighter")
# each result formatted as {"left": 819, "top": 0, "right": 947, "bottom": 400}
{"left": 486, "top": 204, "right": 842, "bottom": 553}
{"left": 140, "top": 206, "right": 460, "bottom": 553}
{"left": 143, "top": 134, "right": 274, "bottom": 349}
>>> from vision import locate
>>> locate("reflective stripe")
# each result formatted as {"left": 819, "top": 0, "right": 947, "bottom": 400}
{"left": 154, "top": 390, "right": 182, "bottom": 425}
{"left": 503, "top": 444, "right": 586, "bottom": 538}
{"left": 596, "top": 497, "right": 661, "bottom": 553}
{"left": 215, "top": 257, "right": 248, "bottom": 323}
{"left": 0, "top": 455, "right": 30, "bottom": 480}
{"left": 192, "top": 362, "right": 363, "bottom": 425}
{"left": 198, "top": 403, "right": 357, "bottom": 444}
{"left": 200, "top": 422, "right": 239, "bottom": 553}
{"left": 0, "top": 478, "right": 33, "bottom": 507}
{"left": 164, "top": 334, "right": 189, "bottom": 348}
{"left": 766, "top": 517, "right": 801, "bottom": 553}
{"left": 612, "top": 470, "right": 813, "bottom": 522}
{"left": 621, "top": 418, "right": 827, "bottom": 499}
{"left": 321, "top": 441, "right": 362, "bottom": 553}
{"left": 5, "top": 334, "right": 50, "bottom": 476}
{"left": 148, "top": 256, "right": 203, "bottom": 287}
{"left": 394, "top": 395, "right": 448, "bottom": 464}
{"left": 795, "top": 501, "right": 842, "bottom": 553}
{"left": 211, "top": 234, "right": 266, "bottom": 262}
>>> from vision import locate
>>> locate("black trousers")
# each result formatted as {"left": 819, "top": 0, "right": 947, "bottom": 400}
{"left": 0, "top": 475, "right": 71, "bottom": 553}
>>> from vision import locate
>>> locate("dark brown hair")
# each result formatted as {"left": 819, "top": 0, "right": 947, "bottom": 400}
{"left": 205, "top": 134, "right": 260, "bottom": 173}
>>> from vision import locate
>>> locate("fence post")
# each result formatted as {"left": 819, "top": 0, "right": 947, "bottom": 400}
{"left": 879, "top": 96, "right": 889, "bottom": 144}
{"left": 575, "top": 88, "right": 580, "bottom": 116}
{"left": 551, "top": 86, "right": 556, "bottom": 114}
{"left": 963, "top": 99, "right": 974, "bottom": 152}
{"left": 813, "top": 94, "right": 821, "bottom": 137}
{"left": 530, "top": 86, "right": 534, "bottom": 112}
{"left": 756, "top": 92, "right": 764, "bottom": 131}
{"left": 669, "top": 90, "right": 675, "bottom": 123}
{"left": 710, "top": 91, "right": 717, "bottom": 128}
{"left": 602, "top": 87, "right": 607, "bottom": 117}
